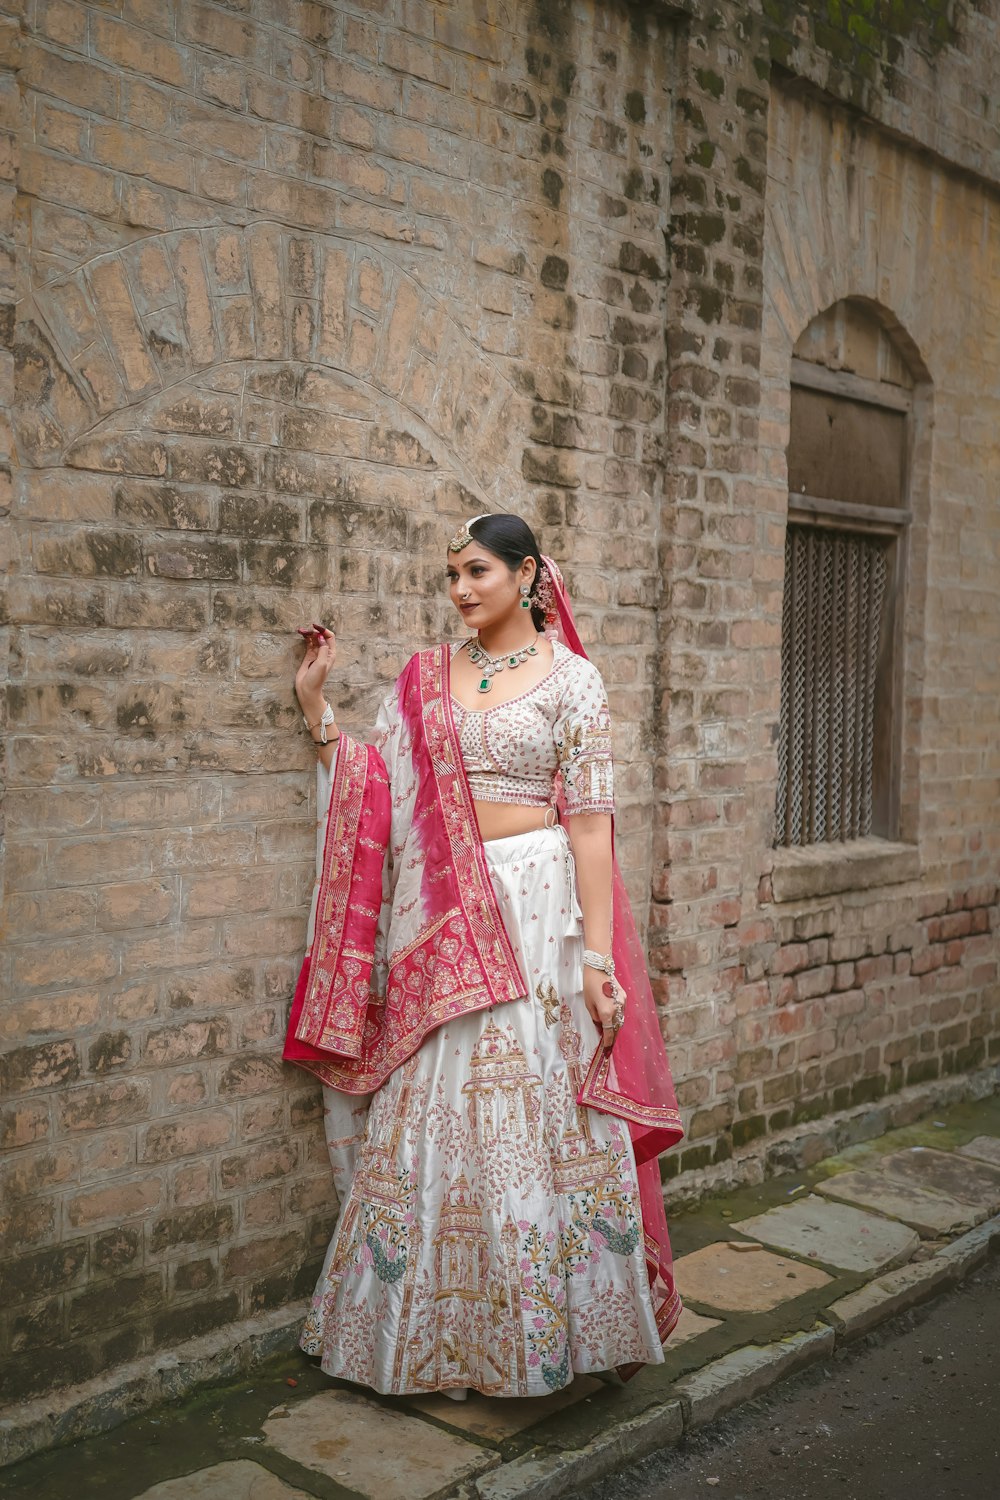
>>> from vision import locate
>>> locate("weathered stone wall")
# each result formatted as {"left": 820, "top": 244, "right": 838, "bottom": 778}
{"left": 0, "top": 0, "right": 674, "bottom": 1402}
{"left": 1, "top": 0, "right": 998, "bottom": 1406}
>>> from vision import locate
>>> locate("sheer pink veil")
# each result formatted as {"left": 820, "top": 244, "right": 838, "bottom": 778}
{"left": 541, "top": 555, "right": 683, "bottom": 1343}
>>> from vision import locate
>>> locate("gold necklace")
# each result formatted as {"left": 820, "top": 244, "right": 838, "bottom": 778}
{"left": 466, "top": 635, "right": 540, "bottom": 694}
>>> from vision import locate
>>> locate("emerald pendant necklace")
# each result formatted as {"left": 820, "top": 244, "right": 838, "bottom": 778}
{"left": 466, "top": 634, "right": 540, "bottom": 694}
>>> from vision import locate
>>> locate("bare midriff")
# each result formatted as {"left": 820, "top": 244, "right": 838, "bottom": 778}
{"left": 474, "top": 800, "right": 555, "bottom": 844}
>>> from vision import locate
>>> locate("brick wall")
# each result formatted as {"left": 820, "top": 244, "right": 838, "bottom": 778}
{"left": 1, "top": 0, "right": 675, "bottom": 1402}
{"left": 1, "top": 0, "right": 998, "bottom": 1405}
{"left": 649, "top": 0, "right": 1000, "bottom": 1177}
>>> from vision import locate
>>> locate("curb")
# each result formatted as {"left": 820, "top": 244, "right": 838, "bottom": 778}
{"left": 821, "top": 1213, "right": 999, "bottom": 1341}
{"left": 675, "top": 1323, "right": 834, "bottom": 1431}
{"left": 0, "top": 1306, "right": 305, "bottom": 1470}
{"left": 464, "top": 1213, "right": 1000, "bottom": 1500}
{"left": 474, "top": 1401, "right": 685, "bottom": 1500}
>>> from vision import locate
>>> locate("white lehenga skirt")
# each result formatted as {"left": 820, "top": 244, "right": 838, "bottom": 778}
{"left": 300, "top": 826, "right": 664, "bottom": 1397}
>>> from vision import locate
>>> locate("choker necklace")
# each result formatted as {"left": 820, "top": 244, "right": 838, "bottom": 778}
{"left": 466, "top": 634, "right": 540, "bottom": 694}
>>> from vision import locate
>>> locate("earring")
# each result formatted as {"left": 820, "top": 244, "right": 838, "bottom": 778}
{"left": 519, "top": 585, "right": 532, "bottom": 609}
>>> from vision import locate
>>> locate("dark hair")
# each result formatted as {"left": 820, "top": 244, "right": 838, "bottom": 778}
{"left": 469, "top": 513, "right": 546, "bottom": 631}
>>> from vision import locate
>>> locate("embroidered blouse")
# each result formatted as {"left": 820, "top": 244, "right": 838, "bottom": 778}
{"left": 450, "top": 639, "right": 615, "bottom": 814}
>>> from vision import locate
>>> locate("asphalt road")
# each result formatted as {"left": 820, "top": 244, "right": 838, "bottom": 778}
{"left": 584, "top": 1253, "right": 1000, "bottom": 1500}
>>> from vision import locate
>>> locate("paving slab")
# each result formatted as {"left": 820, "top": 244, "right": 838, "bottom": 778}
{"left": 957, "top": 1135, "right": 1000, "bottom": 1168}
{"left": 673, "top": 1242, "right": 831, "bottom": 1314}
{"left": 880, "top": 1146, "right": 1000, "bottom": 1211}
{"left": 409, "top": 1376, "right": 604, "bottom": 1441}
{"left": 261, "top": 1388, "right": 497, "bottom": 1498}
{"left": 815, "top": 1168, "right": 981, "bottom": 1237}
{"left": 668, "top": 1305, "right": 723, "bottom": 1348}
{"left": 732, "top": 1193, "right": 918, "bottom": 1274}
{"left": 134, "top": 1462, "right": 311, "bottom": 1499}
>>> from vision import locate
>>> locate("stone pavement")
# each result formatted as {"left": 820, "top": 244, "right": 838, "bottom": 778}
{"left": 3, "top": 1095, "right": 999, "bottom": 1500}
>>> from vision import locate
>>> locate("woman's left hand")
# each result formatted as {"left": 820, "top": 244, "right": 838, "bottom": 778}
{"left": 583, "top": 967, "right": 626, "bottom": 1052}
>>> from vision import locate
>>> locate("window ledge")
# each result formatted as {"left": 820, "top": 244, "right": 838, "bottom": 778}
{"left": 770, "top": 838, "right": 920, "bottom": 904}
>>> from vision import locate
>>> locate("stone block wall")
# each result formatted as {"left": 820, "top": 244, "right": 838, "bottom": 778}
{"left": 1, "top": 0, "right": 675, "bottom": 1402}
{"left": 1, "top": 0, "right": 998, "bottom": 1404}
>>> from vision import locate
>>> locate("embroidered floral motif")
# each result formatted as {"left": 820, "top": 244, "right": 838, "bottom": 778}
{"left": 516, "top": 1219, "right": 570, "bottom": 1390}
{"left": 554, "top": 1118, "right": 643, "bottom": 1269}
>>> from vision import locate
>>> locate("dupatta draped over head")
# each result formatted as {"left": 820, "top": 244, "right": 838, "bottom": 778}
{"left": 284, "top": 557, "right": 684, "bottom": 1344}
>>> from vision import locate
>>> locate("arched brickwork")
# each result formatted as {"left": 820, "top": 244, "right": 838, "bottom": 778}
{"left": 756, "top": 89, "right": 950, "bottom": 874}
{"left": 21, "top": 223, "right": 526, "bottom": 505}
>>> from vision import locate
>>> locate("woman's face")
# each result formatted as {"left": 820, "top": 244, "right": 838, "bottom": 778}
{"left": 446, "top": 547, "right": 533, "bottom": 632}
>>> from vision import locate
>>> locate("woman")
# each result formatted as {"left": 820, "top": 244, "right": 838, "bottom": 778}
{"left": 284, "top": 513, "right": 682, "bottom": 1399}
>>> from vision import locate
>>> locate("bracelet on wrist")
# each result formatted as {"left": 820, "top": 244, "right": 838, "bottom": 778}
{"left": 582, "top": 949, "right": 615, "bottom": 977}
{"left": 302, "top": 702, "right": 330, "bottom": 731}
{"left": 304, "top": 703, "right": 336, "bottom": 743}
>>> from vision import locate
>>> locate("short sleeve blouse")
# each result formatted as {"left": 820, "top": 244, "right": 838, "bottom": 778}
{"left": 451, "top": 639, "right": 615, "bottom": 815}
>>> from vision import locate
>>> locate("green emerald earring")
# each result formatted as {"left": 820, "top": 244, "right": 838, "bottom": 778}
{"left": 519, "top": 585, "right": 531, "bottom": 609}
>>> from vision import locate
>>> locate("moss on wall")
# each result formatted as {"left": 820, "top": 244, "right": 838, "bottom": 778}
{"left": 762, "top": 0, "right": 958, "bottom": 83}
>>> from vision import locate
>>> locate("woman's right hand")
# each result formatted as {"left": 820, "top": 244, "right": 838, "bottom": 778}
{"left": 295, "top": 624, "right": 337, "bottom": 714}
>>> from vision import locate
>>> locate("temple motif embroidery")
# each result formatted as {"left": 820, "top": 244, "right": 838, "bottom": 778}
{"left": 461, "top": 1018, "right": 543, "bottom": 1142}
{"left": 301, "top": 874, "right": 677, "bottom": 1395}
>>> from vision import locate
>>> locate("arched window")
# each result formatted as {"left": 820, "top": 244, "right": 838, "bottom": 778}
{"left": 776, "top": 301, "right": 916, "bottom": 847}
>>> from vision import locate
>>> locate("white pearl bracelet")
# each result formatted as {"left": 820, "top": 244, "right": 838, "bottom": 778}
{"left": 303, "top": 702, "right": 337, "bottom": 744}
{"left": 582, "top": 949, "right": 615, "bottom": 977}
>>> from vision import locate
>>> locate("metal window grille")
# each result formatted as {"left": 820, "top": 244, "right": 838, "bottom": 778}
{"left": 775, "top": 525, "right": 889, "bottom": 846}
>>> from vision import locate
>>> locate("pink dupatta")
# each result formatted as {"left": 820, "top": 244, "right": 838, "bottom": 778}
{"left": 542, "top": 557, "right": 683, "bottom": 1344}
{"left": 284, "top": 647, "right": 526, "bottom": 1092}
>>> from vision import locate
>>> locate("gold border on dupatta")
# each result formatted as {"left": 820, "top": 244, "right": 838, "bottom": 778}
{"left": 422, "top": 643, "right": 526, "bottom": 1005}
{"left": 297, "top": 734, "right": 374, "bottom": 1055}
{"left": 577, "top": 1042, "right": 684, "bottom": 1139}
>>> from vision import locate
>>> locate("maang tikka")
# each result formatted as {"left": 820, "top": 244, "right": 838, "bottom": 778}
{"left": 448, "top": 513, "right": 489, "bottom": 553}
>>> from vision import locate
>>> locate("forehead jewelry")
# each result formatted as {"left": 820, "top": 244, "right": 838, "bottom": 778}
{"left": 448, "top": 512, "right": 490, "bottom": 553}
